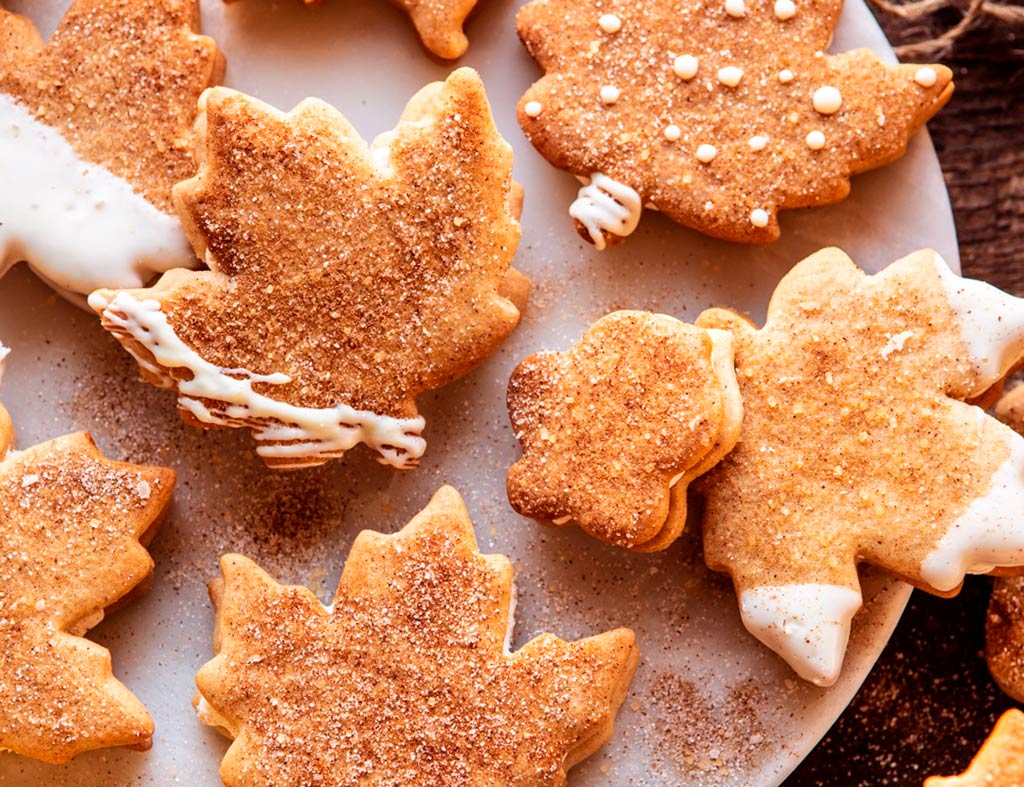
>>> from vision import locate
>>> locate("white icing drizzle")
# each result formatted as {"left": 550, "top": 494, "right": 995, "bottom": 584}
{"left": 740, "top": 583, "right": 862, "bottom": 686}
{"left": 88, "top": 291, "right": 427, "bottom": 470}
{"left": 0, "top": 94, "right": 196, "bottom": 297}
{"left": 569, "top": 174, "right": 643, "bottom": 250}
{"left": 0, "top": 341, "right": 8, "bottom": 385}
{"left": 932, "top": 252, "right": 1024, "bottom": 394}
{"left": 920, "top": 427, "right": 1024, "bottom": 592}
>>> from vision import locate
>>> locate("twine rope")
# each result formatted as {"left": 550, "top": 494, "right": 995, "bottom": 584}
{"left": 868, "top": 0, "right": 1024, "bottom": 57}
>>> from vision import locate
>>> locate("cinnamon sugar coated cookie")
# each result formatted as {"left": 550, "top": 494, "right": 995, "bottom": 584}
{"left": 516, "top": 0, "right": 953, "bottom": 246}
{"left": 229, "top": 0, "right": 479, "bottom": 59}
{"left": 697, "top": 248, "right": 1024, "bottom": 686}
{"left": 987, "top": 386, "right": 1024, "bottom": 703}
{"left": 0, "top": 0, "right": 224, "bottom": 299}
{"left": 924, "top": 709, "right": 1024, "bottom": 786}
{"left": 195, "top": 486, "right": 639, "bottom": 787}
{"left": 91, "top": 68, "right": 526, "bottom": 471}
{"left": 986, "top": 576, "right": 1024, "bottom": 703}
{"left": 0, "top": 349, "right": 175, "bottom": 763}
{"left": 507, "top": 310, "right": 741, "bottom": 551}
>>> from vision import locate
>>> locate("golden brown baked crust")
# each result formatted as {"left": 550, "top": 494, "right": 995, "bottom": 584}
{"left": 0, "top": 402, "right": 175, "bottom": 764}
{"left": 516, "top": 0, "right": 953, "bottom": 244}
{"left": 987, "top": 576, "right": 1024, "bottom": 703}
{"left": 195, "top": 486, "right": 638, "bottom": 787}
{"left": 229, "top": 0, "right": 478, "bottom": 59}
{"left": 698, "top": 248, "right": 1011, "bottom": 594}
{"left": 924, "top": 709, "right": 1024, "bottom": 787}
{"left": 507, "top": 311, "right": 741, "bottom": 550}
{"left": 92, "top": 68, "right": 525, "bottom": 469}
{"left": 0, "top": 0, "right": 225, "bottom": 212}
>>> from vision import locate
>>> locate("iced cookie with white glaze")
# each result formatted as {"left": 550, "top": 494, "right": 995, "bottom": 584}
{"left": 195, "top": 486, "right": 638, "bottom": 787}
{"left": 515, "top": 0, "right": 953, "bottom": 247}
{"left": 507, "top": 311, "right": 741, "bottom": 551}
{"left": 0, "top": 0, "right": 224, "bottom": 302}
{"left": 91, "top": 68, "right": 525, "bottom": 471}
{"left": 696, "top": 248, "right": 1024, "bottom": 686}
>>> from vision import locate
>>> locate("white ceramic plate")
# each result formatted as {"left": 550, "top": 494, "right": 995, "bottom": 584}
{"left": 0, "top": 0, "right": 957, "bottom": 784}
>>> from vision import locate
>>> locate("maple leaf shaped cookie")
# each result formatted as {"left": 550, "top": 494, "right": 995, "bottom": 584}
{"left": 924, "top": 709, "right": 1024, "bottom": 787}
{"left": 696, "top": 248, "right": 1024, "bottom": 686}
{"left": 229, "top": 0, "right": 479, "bottom": 60}
{"left": 0, "top": 0, "right": 224, "bottom": 299}
{"left": 90, "top": 68, "right": 524, "bottom": 471}
{"left": 507, "top": 311, "right": 742, "bottom": 551}
{"left": 516, "top": 0, "right": 953, "bottom": 246}
{"left": 0, "top": 365, "right": 175, "bottom": 763}
{"left": 195, "top": 485, "right": 639, "bottom": 787}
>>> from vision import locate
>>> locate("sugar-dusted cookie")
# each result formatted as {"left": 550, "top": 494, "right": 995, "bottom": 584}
{"left": 91, "top": 68, "right": 525, "bottom": 471}
{"left": 195, "top": 486, "right": 638, "bottom": 786}
{"left": 0, "top": 0, "right": 224, "bottom": 300}
{"left": 696, "top": 248, "right": 1024, "bottom": 686}
{"left": 516, "top": 0, "right": 953, "bottom": 247}
{"left": 0, "top": 349, "right": 175, "bottom": 763}
{"left": 230, "top": 0, "right": 478, "bottom": 60}
{"left": 987, "top": 576, "right": 1024, "bottom": 703}
{"left": 507, "top": 310, "right": 741, "bottom": 551}
{"left": 924, "top": 709, "right": 1024, "bottom": 787}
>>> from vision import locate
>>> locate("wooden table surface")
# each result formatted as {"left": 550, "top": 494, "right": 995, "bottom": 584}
{"left": 786, "top": 10, "right": 1024, "bottom": 785}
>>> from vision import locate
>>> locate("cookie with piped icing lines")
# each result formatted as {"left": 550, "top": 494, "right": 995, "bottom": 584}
{"left": 924, "top": 709, "right": 1024, "bottom": 787}
{"left": 0, "top": 0, "right": 224, "bottom": 302}
{"left": 195, "top": 486, "right": 639, "bottom": 787}
{"left": 507, "top": 310, "right": 741, "bottom": 551}
{"left": 515, "top": 0, "right": 953, "bottom": 248}
{"left": 229, "top": 0, "right": 479, "bottom": 60}
{"left": 0, "top": 345, "right": 175, "bottom": 763}
{"left": 695, "top": 248, "right": 1024, "bottom": 687}
{"left": 90, "top": 68, "right": 526, "bottom": 471}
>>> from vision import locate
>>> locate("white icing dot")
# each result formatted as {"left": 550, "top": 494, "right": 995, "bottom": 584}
{"left": 774, "top": 0, "right": 797, "bottom": 19}
{"left": 524, "top": 101, "right": 542, "bottom": 118}
{"left": 717, "top": 66, "right": 744, "bottom": 87}
{"left": 750, "top": 208, "right": 770, "bottom": 227}
{"left": 806, "top": 129, "right": 826, "bottom": 149}
{"left": 725, "top": 0, "right": 747, "bottom": 16}
{"left": 673, "top": 54, "right": 699, "bottom": 80}
{"left": 812, "top": 85, "right": 843, "bottom": 114}
{"left": 914, "top": 66, "right": 938, "bottom": 87}
{"left": 664, "top": 124, "right": 681, "bottom": 141}
{"left": 748, "top": 135, "right": 768, "bottom": 151}
{"left": 696, "top": 143, "right": 718, "bottom": 163}
{"left": 704, "top": 201, "right": 715, "bottom": 211}
{"left": 600, "top": 84, "right": 621, "bottom": 105}
{"left": 779, "top": 69, "right": 795, "bottom": 83}
{"left": 598, "top": 13, "right": 622, "bottom": 33}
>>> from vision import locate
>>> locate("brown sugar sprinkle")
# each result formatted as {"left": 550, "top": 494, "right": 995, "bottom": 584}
{"left": 516, "top": 0, "right": 952, "bottom": 243}
{"left": 195, "top": 488, "right": 638, "bottom": 786}
{"left": 0, "top": 418, "right": 173, "bottom": 763}
{"left": 0, "top": 0, "right": 224, "bottom": 212}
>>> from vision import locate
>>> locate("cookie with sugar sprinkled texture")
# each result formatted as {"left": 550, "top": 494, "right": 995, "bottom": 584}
{"left": 507, "top": 310, "right": 742, "bottom": 552}
{"left": 924, "top": 709, "right": 1024, "bottom": 787}
{"left": 986, "top": 385, "right": 1024, "bottom": 704}
{"left": 0, "top": 347, "right": 176, "bottom": 764}
{"left": 696, "top": 248, "right": 1024, "bottom": 687}
{"left": 0, "top": 0, "right": 224, "bottom": 300}
{"left": 515, "top": 0, "right": 953, "bottom": 246}
{"left": 195, "top": 486, "right": 639, "bottom": 787}
{"left": 227, "top": 0, "right": 479, "bottom": 59}
{"left": 90, "top": 68, "right": 526, "bottom": 472}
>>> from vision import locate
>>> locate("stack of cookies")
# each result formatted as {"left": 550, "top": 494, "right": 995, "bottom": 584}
{"left": 0, "top": 0, "right": 1020, "bottom": 785}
